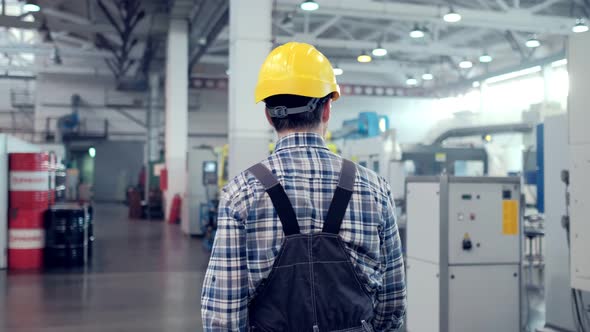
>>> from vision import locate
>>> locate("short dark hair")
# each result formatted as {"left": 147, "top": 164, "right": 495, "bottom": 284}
{"left": 265, "top": 94, "right": 330, "bottom": 132}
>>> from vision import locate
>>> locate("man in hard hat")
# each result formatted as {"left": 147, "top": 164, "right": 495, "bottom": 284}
{"left": 201, "top": 42, "right": 406, "bottom": 331}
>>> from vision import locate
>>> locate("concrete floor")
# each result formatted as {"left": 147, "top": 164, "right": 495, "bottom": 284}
{"left": 0, "top": 203, "right": 211, "bottom": 332}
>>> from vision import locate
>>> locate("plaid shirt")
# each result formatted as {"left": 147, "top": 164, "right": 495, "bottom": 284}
{"left": 201, "top": 133, "right": 406, "bottom": 331}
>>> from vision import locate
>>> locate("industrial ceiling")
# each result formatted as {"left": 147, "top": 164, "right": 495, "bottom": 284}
{"left": 0, "top": 0, "right": 586, "bottom": 92}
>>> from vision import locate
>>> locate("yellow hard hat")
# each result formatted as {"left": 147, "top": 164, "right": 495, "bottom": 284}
{"left": 255, "top": 42, "right": 340, "bottom": 103}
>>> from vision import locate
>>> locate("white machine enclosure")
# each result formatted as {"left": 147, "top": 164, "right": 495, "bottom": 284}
{"left": 0, "top": 134, "right": 42, "bottom": 269}
{"left": 543, "top": 114, "right": 577, "bottom": 331}
{"left": 181, "top": 147, "right": 217, "bottom": 236}
{"left": 406, "top": 176, "right": 521, "bottom": 332}
{"left": 339, "top": 130, "right": 405, "bottom": 200}
{"left": 568, "top": 32, "right": 590, "bottom": 292}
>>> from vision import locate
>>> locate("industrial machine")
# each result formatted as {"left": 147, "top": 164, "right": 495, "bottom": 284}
{"left": 340, "top": 129, "right": 405, "bottom": 200}
{"left": 332, "top": 111, "right": 389, "bottom": 140}
{"left": 567, "top": 33, "right": 590, "bottom": 295}
{"left": 405, "top": 176, "right": 522, "bottom": 332}
{"left": 181, "top": 147, "right": 218, "bottom": 236}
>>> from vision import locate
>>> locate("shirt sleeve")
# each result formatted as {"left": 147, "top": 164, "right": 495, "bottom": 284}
{"left": 372, "top": 179, "right": 407, "bottom": 331}
{"left": 201, "top": 184, "right": 249, "bottom": 331}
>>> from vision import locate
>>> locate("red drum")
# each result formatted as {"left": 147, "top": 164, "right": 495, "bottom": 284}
{"left": 9, "top": 153, "right": 50, "bottom": 209}
{"left": 8, "top": 208, "right": 45, "bottom": 270}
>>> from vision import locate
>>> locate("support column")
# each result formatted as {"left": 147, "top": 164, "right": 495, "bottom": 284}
{"left": 228, "top": 0, "right": 273, "bottom": 178}
{"left": 147, "top": 73, "right": 161, "bottom": 164}
{"left": 165, "top": 19, "right": 189, "bottom": 218}
{"left": 145, "top": 73, "right": 160, "bottom": 211}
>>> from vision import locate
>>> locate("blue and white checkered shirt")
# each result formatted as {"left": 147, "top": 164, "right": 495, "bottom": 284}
{"left": 201, "top": 133, "right": 406, "bottom": 331}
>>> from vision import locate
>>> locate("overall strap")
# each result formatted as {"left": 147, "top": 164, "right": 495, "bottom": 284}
{"left": 322, "top": 159, "right": 357, "bottom": 234}
{"left": 248, "top": 163, "right": 301, "bottom": 236}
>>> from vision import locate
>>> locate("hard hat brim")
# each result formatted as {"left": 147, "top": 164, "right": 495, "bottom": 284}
{"left": 255, "top": 79, "right": 340, "bottom": 103}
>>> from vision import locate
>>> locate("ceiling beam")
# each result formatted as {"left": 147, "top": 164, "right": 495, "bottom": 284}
{"left": 276, "top": 0, "right": 575, "bottom": 35}
{"left": 0, "top": 13, "right": 168, "bottom": 37}
{"left": 334, "top": 23, "right": 355, "bottom": 40}
{"left": 311, "top": 15, "right": 341, "bottom": 38}
{"left": 275, "top": 35, "right": 480, "bottom": 57}
{"left": 496, "top": 0, "right": 511, "bottom": 11}
{"left": 42, "top": 8, "right": 92, "bottom": 25}
{"left": 0, "top": 44, "right": 144, "bottom": 60}
{"left": 527, "top": 0, "right": 562, "bottom": 13}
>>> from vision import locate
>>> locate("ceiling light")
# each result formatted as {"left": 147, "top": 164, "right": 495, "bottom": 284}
{"left": 357, "top": 51, "right": 372, "bottom": 63}
{"left": 409, "top": 25, "right": 425, "bottom": 38}
{"left": 459, "top": 59, "right": 473, "bottom": 69}
{"left": 372, "top": 46, "right": 387, "bottom": 57}
{"left": 443, "top": 8, "right": 462, "bottom": 23}
{"left": 479, "top": 53, "right": 493, "bottom": 63}
{"left": 406, "top": 77, "right": 418, "bottom": 86}
{"left": 300, "top": 0, "right": 319, "bottom": 11}
{"left": 333, "top": 67, "right": 344, "bottom": 76}
{"left": 88, "top": 147, "right": 96, "bottom": 158}
{"left": 23, "top": 3, "right": 41, "bottom": 12}
{"left": 573, "top": 19, "right": 589, "bottom": 33}
{"left": 422, "top": 73, "right": 434, "bottom": 80}
{"left": 525, "top": 36, "right": 541, "bottom": 48}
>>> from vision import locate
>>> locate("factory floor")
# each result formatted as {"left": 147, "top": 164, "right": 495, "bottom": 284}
{"left": 0, "top": 203, "right": 210, "bottom": 332}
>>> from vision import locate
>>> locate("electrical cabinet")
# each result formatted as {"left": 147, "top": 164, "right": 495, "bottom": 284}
{"left": 406, "top": 176, "right": 521, "bottom": 332}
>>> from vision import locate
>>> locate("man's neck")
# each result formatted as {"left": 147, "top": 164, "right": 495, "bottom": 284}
{"left": 276, "top": 128, "right": 324, "bottom": 140}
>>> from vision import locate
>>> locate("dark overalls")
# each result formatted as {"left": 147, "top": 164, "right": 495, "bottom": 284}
{"left": 247, "top": 159, "right": 375, "bottom": 332}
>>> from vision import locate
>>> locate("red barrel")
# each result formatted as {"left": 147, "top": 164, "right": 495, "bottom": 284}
{"left": 9, "top": 153, "right": 50, "bottom": 209}
{"left": 8, "top": 208, "right": 45, "bottom": 270}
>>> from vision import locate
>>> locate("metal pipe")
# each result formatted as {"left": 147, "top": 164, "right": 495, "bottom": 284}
{"left": 431, "top": 123, "right": 534, "bottom": 144}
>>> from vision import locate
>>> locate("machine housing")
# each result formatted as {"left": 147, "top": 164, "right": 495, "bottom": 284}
{"left": 406, "top": 176, "right": 522, "bottom": 332}
{"left": 181, "top": 147, "right": 218, "bottom": 236}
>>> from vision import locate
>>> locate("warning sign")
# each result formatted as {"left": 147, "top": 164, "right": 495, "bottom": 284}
{"left": 502, "top": 200, "right": 519, "bottom": 235}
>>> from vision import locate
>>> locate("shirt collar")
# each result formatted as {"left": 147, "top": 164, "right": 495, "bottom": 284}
{"left": 274, "top": 133, "right": 329, "bottom": 153}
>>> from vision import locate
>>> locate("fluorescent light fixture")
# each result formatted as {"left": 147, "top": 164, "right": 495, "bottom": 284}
{"left": 372, "top": 46, "right": 387, "bottom": 57}
{"left": 472, "top": 81, "right": 481, "bottom": 88}
{"left": 459, "top": 59, "right": 473, "bottom": 69}
{"left": 485, "top": 66, "right": 542, "bottom": 84}
{"left": 409, "top": 25, "right": 425, "bottom": 38}
{"left": 573, "top": 19, "right": 589, "bottom": 33}
{"left": 88, "top": 147, "right": 96, "bottom": 158}
{"left": 422, "top": 73, "right": 434, "bottom": 80}
{"left": 300, "top": 0, "right": 319, "bottom": 11}
{"left": 479, "top": 53, "right": 493, "bottom": 63}
{"left": 23, "top": 3, "right": 41, "bottom": 12}
{"left": 357, "top": 52, "right": 372, "bottom": 63}
{"left": 525, "top": 37, "right": 541, "bottom": 48}
{"left": 406, "top": 77, "right": 418, "bottom": 86}
{"left": 551, "top": 59, "right": 567, "bottom": 67}
{"left": 443, "top": 8, "right": 461, "bottom": 23}
{"left": 333, "top": 67, "right": 344, "bottom": 76}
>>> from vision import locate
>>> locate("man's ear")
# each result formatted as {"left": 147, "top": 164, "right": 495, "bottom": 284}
{"left": 321, "top": 100, "right": 331, "bottom": 123}
{"left": 265, "top": 109, "right": 275, "bottom": 128}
